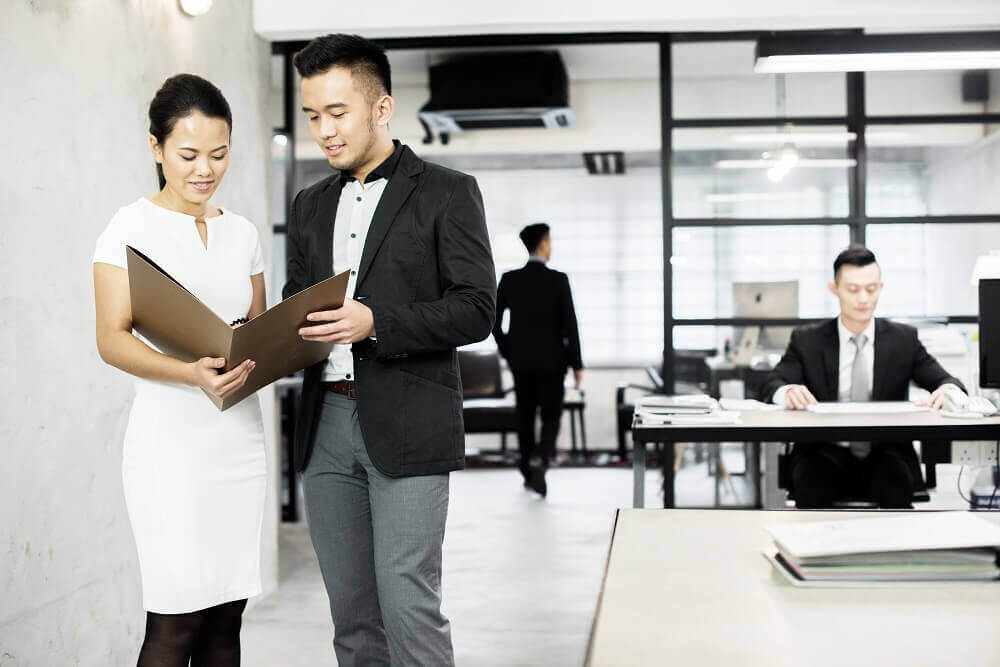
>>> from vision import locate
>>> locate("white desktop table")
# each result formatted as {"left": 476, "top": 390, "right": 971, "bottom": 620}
{"left": 631, "top": 409, "right": 1000, "bottom": 508}
{"left": 587, "top": 509, "right": 1000, "bottom": 667}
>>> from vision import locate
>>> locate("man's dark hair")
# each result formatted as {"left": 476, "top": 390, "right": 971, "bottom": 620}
{"left": 148, "top": 73, "right": 232, "bottom": 190}
{"left": 293, "top": 33, "right": 391, "bottom": 102}
{"left": 833, "top": 243, "right": 878, "bottom": 279}
{"left": 519, "top": 223, "right": 550, "bottom": 253}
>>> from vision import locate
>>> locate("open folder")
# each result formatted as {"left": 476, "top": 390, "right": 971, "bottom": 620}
{"left": 126, "top": 246, "right": 349, "bottom": 411}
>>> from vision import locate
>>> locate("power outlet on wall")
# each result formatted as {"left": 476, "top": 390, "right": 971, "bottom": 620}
{"left": 951, "top": 441, "right": 999, "bottom": 466}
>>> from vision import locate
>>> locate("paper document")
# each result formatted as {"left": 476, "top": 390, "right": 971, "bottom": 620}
{"left": 636, "top": 409, "right": 741, "bottom": 425}
{"left": 126, "top": 246, "right": 349, "bottom": 411}
{"left": 766, "top": 512, "right": 1000, "bottom": 559}
{"left": 719, "top": 398, "right": 783, "bottom": 412}
{"left": 807, "top": 401, "right": 928, "bottom": 415}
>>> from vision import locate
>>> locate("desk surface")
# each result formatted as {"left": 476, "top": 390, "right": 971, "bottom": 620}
{"left": 588, "top": 509, "right": 1000, "bottom": 667}
{"left": 632, "top": 407, "right": 1000, "bottom": 441}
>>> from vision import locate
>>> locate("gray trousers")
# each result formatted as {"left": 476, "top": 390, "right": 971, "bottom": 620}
{"left": 303, "top": 392, "right": 454, "bottom": 666}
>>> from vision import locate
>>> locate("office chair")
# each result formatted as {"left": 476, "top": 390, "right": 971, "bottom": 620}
{"left": 776, "top": 444, "right": 932, "bottom": 508}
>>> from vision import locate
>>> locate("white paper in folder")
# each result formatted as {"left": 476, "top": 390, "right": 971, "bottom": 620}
{"left": 766, "top": 512, "right": 1000, "bottom": 559}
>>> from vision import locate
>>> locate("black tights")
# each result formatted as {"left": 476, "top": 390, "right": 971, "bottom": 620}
{"left": 137, "top": 599, "right": 247, "bottom": 667}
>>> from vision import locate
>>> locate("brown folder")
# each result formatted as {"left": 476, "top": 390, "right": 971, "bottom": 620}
{"left": 126, "top": 245, "right": 349, "bottom": 411}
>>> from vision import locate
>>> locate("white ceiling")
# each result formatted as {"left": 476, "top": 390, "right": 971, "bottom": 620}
{"left": 388, "top": 41, "right": 811, "bottom": 84}
{"left": 254, "top": 0, "right": 1000, "bottom": 42}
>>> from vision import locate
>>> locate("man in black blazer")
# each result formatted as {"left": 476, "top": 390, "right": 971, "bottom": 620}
{"left": 284, "top": 35, "right": 495, "bottom": 666}
{"left": 493, "top": 223, "right": 583, "bottom": 497}
{"left": 760, "top": 245, "right": 966, "bottom": 509}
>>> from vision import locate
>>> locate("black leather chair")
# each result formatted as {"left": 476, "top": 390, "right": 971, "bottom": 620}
{"left": 458, "top": 350, "right": 517, "bottom": 452}
{"left": 459, "top": 349, "right": 588, "bottom": 458}
{"left": 615, "top": 352, "right": 715, "bottom": 460}
{"left": 616, "top": 366, "right": 663, "bottom": 460}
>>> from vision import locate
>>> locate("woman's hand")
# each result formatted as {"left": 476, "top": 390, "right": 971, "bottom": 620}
{"left": 188, "top": 357, "right": 255, "bottom": 398}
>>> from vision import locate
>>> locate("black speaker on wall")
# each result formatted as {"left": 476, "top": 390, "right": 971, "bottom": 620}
{"left": 979, "top": 278, "right": 1000, "bottom": 388}
{"left": 962, "top": 71, "right": 990, "bottom": 103}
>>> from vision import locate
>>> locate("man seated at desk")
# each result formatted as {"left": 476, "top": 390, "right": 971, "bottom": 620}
{"left": 759, "top": 244, "right": 967, "bottom": 509}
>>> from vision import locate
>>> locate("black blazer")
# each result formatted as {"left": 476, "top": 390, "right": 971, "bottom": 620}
{"left": 759, "top": 318, "right": 963, "bottom": 404}
{"left": 492, "top": 261, "right": 582, "bottom": 375}
{"left": 283, "top": 144, "right": 496, "bottom": 476}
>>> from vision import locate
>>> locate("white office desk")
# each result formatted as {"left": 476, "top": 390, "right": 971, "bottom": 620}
{"left": 631, "top": 408, "right": 1000, "bottom": 507}
{"left": 587, "top": 509, "right": 1000, "bottom": 667}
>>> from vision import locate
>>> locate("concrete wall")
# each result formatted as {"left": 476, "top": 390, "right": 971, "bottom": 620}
{"left": 0, "top": 2, "right": 274, "bottom": 664}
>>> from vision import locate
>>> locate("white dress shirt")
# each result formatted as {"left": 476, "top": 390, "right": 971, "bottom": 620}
{"left": 322, "top": 175, "right": 389, "bottom": 382}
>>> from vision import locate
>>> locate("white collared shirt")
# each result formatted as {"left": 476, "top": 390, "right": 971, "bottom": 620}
{"left": 322, "top": 176, "right": 389, "bottom": 382}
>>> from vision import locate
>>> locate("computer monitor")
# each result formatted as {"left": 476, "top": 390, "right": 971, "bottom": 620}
{"left": 732, "top": 281, "right": 798, "bottom": 352}
{"left": 979, "top": 278, "right": 1000, "bottom": 389}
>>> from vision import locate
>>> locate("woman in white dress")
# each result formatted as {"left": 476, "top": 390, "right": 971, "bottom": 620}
{"left": 93, "top": 74, "right": 266, "bottom": 666}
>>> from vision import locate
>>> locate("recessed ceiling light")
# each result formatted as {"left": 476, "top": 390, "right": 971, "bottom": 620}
{"left": 755, "top": 32, "right": 1000, "bottom": 73}
{"left": 179, "top": 0, "right": 213, "bottom": 17}
{"left": 715, "top": 158, "right": 857, "bottom": 169}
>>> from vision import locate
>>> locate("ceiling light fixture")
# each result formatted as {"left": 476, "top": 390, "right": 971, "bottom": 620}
{"left": 705, "top": 189, "right": 822, "bottom": 204}
{"left": 755, "top": 31, "right": 1000, "bottom": 73}
{"left": 729, "top": 131, "right": 908, "bottom": 147}
{"left": 766, "top": 144, "right": 800, "bottom": 182}
{"left": 179, "top": 0, "right": 213, "bottom": 17}
{"left": 715, "top": 158, "right": 857, "bottom": 169}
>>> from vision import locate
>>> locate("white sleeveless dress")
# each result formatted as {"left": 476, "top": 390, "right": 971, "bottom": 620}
{"left": 93, "top": 197, "right": 267, "bottom": 614}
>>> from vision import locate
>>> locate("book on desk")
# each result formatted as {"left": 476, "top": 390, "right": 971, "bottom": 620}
{"left": 765, "top": 512, "right": 1000, "bottom": 586}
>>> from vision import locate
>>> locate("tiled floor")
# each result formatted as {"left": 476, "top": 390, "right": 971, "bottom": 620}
{"left": 242, "top": 452, "right": 977, "bottom": 666}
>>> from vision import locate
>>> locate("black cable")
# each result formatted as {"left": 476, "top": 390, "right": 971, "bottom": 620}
{"left": 988, "top": 440, "right": 1000, "bottom": 510}
{"left": 957, "top": 465, "right": 972, "bottom": 505}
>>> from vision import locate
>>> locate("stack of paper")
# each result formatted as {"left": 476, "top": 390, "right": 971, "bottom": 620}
{"left": 638, "top": 394, "right": 716, "bottom": 413}
{"left": 635, "top": 395, "right": 741, "bottom": 425}
{"left": 766, "top": 512, "right": 1000, "bottom": 585}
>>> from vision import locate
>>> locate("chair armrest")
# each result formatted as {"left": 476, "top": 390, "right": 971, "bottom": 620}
{"left": 616, "top": 382, "right": 657, "bottom": 406}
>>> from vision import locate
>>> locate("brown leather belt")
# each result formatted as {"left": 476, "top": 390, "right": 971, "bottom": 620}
{"left": 324, "top": 380, "right": 357, "bottom": 399}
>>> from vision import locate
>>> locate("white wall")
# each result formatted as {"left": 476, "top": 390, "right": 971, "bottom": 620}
{"left": 295, "top": 77, "right": 663, "bottom": 159}
{"left": 0, "top": 2, "right": 274, "bottom": 665}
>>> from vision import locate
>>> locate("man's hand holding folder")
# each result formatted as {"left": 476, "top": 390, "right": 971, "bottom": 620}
{"left": 299, "top": 297, "right": 375, "bottom": 344}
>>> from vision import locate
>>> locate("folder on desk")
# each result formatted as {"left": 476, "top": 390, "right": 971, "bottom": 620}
{"left": 765, "top": 512, "right": 1000, "bottom": 585}
{"left": 126, "top": 246, "right": 349, "bottom": 411}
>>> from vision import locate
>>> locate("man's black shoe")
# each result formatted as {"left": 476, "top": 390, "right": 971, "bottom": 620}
{"left": 528, "top": 460, "right": 547, "bottom": 498}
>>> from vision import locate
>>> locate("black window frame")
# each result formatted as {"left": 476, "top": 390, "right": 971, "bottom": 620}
{"left": 270, "top": 31, "right": 1000, "bottom": 392}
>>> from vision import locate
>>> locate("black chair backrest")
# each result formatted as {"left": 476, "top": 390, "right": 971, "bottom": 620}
{"left": 458, "top": 350, "right": 504, "bottom": 399}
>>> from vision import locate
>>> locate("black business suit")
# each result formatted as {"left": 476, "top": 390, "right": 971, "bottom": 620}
{"left": 283, "top": 143, "right": 497, "bottom": 476}
{"left": 760, "top": 318, "right": 963, "bottom": 508}
{"left": 493, "top": 260, "right": 582, "bottom": 473}
{"left": 283, "top": 143, "right": 495, "bottom": 664}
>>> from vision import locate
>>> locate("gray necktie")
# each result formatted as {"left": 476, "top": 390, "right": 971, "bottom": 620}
{"left": 849, "top": 334, "right": 871, "bottom": 458}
